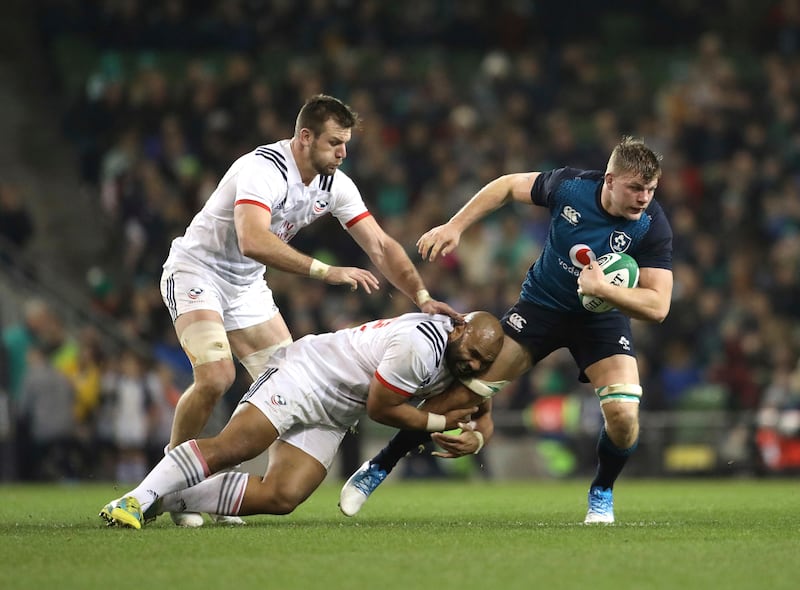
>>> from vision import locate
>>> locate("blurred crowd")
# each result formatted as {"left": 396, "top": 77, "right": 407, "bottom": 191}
{"left": 3, "top": 0, "right": 800, "bottom": 481}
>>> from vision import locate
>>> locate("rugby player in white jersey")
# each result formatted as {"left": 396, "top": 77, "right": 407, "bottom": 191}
{"left": 99, "top": 311, "right": 503, "bottom": 529}
{"left": 159, "top": 94, "right": 458, "bottom": 526}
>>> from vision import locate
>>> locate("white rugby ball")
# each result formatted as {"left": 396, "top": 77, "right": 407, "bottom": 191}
{"left": 580, "top": 252, "right": 639, "bottom": 313}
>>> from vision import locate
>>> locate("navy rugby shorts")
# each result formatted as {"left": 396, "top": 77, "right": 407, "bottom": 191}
{"left": 500, "top": 298, "right": 636, "bottom": 383}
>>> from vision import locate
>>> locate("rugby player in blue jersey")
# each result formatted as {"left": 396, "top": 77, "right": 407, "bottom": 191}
{"left": 340, "top": 137, "right": 673, "bottom": 523}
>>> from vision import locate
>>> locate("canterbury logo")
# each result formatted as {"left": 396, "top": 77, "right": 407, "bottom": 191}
{"left": 506, "top": 313, "right": 527, "bottom": 332}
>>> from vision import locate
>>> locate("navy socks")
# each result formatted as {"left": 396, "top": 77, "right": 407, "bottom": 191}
{"left": 590, "top": 427, "right": 638, "bottom": 490}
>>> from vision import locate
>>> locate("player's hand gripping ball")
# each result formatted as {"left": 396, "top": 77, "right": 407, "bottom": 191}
{"left": 580, "top": 252, "right": 639, "bottom": 313}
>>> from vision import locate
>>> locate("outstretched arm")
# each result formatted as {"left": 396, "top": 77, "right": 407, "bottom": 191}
{"left": 348, "top": 215, "right": 461, "bottom": 318}
{"left": 417, "top": 172, "right": 541, "bottom": 261}
{"left": 234, "top": 202, "right": 381, "bottom": 291}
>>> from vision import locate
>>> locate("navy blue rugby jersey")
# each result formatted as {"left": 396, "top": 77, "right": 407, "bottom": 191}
{"left": 519, "top": 167, "right": 673, "bottom": 312}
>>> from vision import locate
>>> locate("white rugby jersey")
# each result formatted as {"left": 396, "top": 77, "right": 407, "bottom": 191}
{"left": 246, "top": 313, "right": 457, "bottom": 427}
{"left": 165, "top": 139, "right": 371, "bottom": 286}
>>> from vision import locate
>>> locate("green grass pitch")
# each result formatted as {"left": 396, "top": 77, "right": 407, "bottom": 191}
{"left": 1, "top": 478, "right": 798, "bottom": 590}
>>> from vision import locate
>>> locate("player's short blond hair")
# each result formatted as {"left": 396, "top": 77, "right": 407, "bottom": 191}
{"left": 607, "top": 136, "right": 662, "bottom": 183}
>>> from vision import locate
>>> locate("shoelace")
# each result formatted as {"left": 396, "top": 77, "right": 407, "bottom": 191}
{"left": 353, "top": 467, "right": 387, "bottom": 495}
{"left": 588, "top": 493, "right": 612, "bottom": 513}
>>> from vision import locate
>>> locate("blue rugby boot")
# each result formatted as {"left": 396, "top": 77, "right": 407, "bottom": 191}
{"left": 339, "top": 461, "right": 388, "bottom": 517}
{"left": 584, "top": 486, "right": 614, "bottom": 524}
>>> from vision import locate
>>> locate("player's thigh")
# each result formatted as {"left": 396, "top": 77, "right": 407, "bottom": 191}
{"left": 421, "top": 384, "right": 483, "bottom": 413}
{"left": 260, "top": 438, "right": 330, "bottom": 504}
{"left": 238, "top": 439, "right": 328, "bottom": 514}
{"left": 487, "top": 335, "right": 533, "bottom": 380}
{"left": 161, "top": 268, "right": 225, "bottom": 323}
{"left": 225, "top": 279, "right": 291, "bottom": 357}
{"left": 228, "top": 312, "right": 292, "bottom": 359}
{"left": 196, "top": 402, "right": 279, "bottom": 470}
{"left": 583, "top": 353, "right": 640, "bottom": 387}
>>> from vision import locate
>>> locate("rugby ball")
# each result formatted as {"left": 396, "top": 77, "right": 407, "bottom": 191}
{"left": 580, "top": 252, "right": 639, "bottom": 313}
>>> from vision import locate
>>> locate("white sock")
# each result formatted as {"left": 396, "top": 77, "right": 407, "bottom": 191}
{"left": 126, "top": 440, "right": 210, "bottom": 513}
{"left": 160, "top": 471, "right": 250, "bottom": 515}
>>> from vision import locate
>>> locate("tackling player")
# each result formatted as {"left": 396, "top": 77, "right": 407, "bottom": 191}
{"left": 99, "top": 311, "right": 504, "bottom": 529}
{"left": 159, "top": 94, "right": 458, "bottom": 526}
{"left": 339, "top": 136, "right": 673, "bottom": 524}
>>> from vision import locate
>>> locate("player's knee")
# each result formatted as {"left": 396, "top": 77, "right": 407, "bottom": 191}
{"left": 606, "top": 419, "right": 639, "bottom": 448}
{"left": 254, "top": 482, "right": 303, "bottom": 515}
{"left": 192, "top": 362, "right": 237, "bottom": 399}
{"left": 180, "top": 320, "right": 233, "bottom": 371}
{"left": 596, "top": 384, "right": 641, "bottom": 447}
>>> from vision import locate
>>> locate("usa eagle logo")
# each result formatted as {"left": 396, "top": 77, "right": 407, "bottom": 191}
{"left": 313, "top": 198, "right": 329, "bottom": 214}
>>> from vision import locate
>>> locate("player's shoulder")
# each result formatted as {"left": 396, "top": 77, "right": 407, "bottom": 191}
{"left": 245, "top": 141, "right": 291, "bottom": 181}
{"left": 404, "top": 314, "right": 451, "bottom": 368}
{"left": 535, "top": 166, "right": 602, "bottom": 193}
{"left": 407, "top": 312, "right": 451, "bottom": 343}
{"left": 644, "top": 199, "right": 672, "bottom": 231}
{"left": 546, "top": 166, "right": 604, "bottom": 185}
{"left": 394, "top": 312, "right": 451, "bottom": 333}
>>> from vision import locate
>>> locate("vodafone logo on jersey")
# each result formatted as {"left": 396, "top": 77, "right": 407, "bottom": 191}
{"left": 568, "top": 244, "right": 596, "bottom": 268}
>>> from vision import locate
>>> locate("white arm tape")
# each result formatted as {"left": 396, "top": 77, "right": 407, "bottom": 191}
{"left": 416, "top": 289, "right": 432, "bottom": 306}
{"left": 426, "top": 412, "right": 447, "bottom": 432}
{"left": 309, "top": 258, "right": 330, "bottom": 279}
{"left": 472, "top": 430, "right": 485, "bottom": 454}
{"left": 459, "top": 377, "right": 510, "bottom": 399}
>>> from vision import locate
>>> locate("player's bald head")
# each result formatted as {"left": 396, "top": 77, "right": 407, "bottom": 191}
{"left": 462, "top": 311, "right": 504, "bottom": 362}
{"left": 445, "top": 311, "right": 504, "bottom": 379}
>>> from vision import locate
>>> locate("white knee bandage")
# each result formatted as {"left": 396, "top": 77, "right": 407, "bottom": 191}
{"left": 459, "top": 377, "right": 511, "bottom": 399}
{"left": 179, "top": 320, "right": 232, "bottom": 366}
{"left": 595, "top": 383, "right": 643, "bottom": 406}
{"left": 239, "top": 339, "right": 292, "bottom": 379}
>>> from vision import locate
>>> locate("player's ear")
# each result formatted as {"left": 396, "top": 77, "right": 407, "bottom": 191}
{"left": 299, "top": 127, "right": 314, "bottom": 145}
{"left": 448, "top": 322, "right": 467, "bottom": 343}
{"left": 604, "top": 172, "right": 614, "bottom": 188}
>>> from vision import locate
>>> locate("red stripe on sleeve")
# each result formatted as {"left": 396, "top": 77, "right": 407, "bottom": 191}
{"left": 375, "top": 371, "right": 413, "bottom": 398}
{"left": 345, "top": 211, "right": 372, "bottom": 228}
{"left": 235, "top": 199, "right": 271, "bottom": 213}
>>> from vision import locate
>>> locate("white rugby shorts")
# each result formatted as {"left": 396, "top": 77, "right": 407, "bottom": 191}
{"left": 160, "top": 265, "right": 279, "bottom": 331}
{"left": 241, "top": 366, "right": 353, "bottom": 471}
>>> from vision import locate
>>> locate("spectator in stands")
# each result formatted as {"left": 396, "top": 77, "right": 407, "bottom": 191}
{"left": 0, "top": 181, "right": 35, "bottom": 263}
{"left": 18, "top": 345, "right": 77, "bottom": 481}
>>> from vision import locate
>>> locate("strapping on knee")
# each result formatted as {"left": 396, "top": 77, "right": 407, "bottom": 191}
{"left": 239, "top": 339, "right": 292, "bottom": 379}
{"left": 179, "top": 321, "right": 232, "bottom": 366}
{"left": 595, "top": 383, "right": 642, "bottom": 406}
